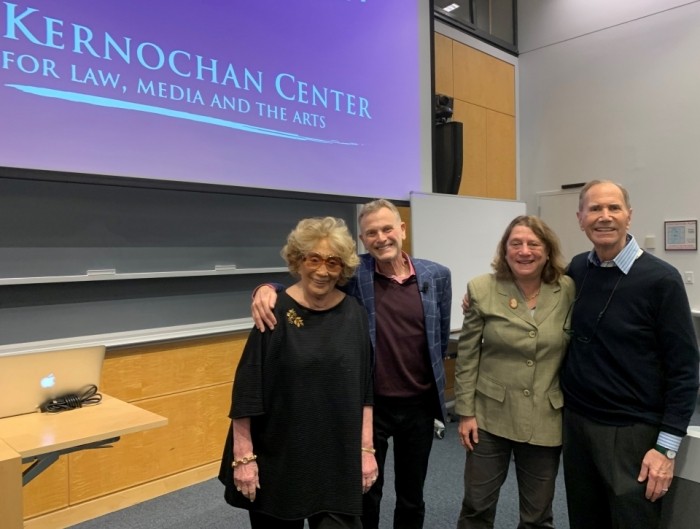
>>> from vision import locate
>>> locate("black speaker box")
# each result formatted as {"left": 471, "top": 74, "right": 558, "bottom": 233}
{"left": 433, "top": 121, "right": 463, "bottom": 195}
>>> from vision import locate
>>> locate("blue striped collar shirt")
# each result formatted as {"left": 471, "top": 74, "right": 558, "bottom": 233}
{"left": 587, "top": 234, "right": 642, "bottom": 274}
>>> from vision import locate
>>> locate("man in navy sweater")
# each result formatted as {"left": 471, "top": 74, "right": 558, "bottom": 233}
{"left": 560, "top": 180, "right": 699, "bottom": 529}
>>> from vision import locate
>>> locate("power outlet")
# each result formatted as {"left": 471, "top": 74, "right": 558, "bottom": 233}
{"left": 684, "top": 271, "right": 694, "bottom": 284}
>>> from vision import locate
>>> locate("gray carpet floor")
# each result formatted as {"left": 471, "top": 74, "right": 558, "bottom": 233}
{"left": 70, "top": 419, "right": 570, "bottom": 529}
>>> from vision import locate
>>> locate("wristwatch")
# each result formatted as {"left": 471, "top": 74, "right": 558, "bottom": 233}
{"left": 654, "top": 444, "right": 677, "bottom": 460}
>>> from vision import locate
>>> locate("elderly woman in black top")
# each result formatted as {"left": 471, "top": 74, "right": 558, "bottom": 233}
{"left": 219, "top": 216, "right": 377, "bottom": 529}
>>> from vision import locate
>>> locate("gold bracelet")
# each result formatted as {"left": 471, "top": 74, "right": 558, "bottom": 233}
{"left": 231, "top": 454, "right": 257, "bottom": 468}
{"left": 361, "top": 447, "right": 376, "bottom": 454}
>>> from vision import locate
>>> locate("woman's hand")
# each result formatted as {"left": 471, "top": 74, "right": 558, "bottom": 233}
{"left": 458, "top": 416, "right": 479, "bottom": 451}
{"left": 362, "top": 451, "right": 379, "bottom": 494}
{"left": 233, "top": 461, "right": 260, "bottom": 502}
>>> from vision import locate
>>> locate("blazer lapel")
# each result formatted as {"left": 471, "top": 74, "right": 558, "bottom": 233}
{"left": 497, "top": 280, "right": 535, "bottom": 326}
{"left": 533, "top": 281, "right": 561, "bottom": 325}
{"left": 496, "top": 279, "right": 562, "bottom": 327}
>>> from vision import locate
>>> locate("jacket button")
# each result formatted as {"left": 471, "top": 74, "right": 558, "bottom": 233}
{"left": 528, "top": 331, "right": 536, "bottom": 338}
{"left": 523, "top": 389, "right": 531, "bottom": 397}
{"left": 526, "top": 360, "right": 534, "bottom": 367}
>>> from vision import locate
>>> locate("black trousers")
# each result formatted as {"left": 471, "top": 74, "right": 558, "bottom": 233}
{"left": 249, "top": 511, "right": 361, "bottom": 529}
{"left": 457, "top": 429, "right": 561, "bottom": 529}
{"left": 563, "top": 409, "right": 663, "bottom": 529}
{"left": 362, "top": 395, "right": 436, "bottom": 529}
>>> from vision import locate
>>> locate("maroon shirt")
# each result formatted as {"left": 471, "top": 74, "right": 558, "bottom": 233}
{"left": 373, "top": 273, "right": 433, "bottom": 398}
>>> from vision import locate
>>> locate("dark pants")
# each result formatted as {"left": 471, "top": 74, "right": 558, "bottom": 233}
{"left": 457, "top": 429, "right": 561, "bottom": 529}
{"left": 563, "top": 408, "right": 663, "bottom": 529}
{"left": 249, "top": 511, "right": 361, "bottom": 529}
{"left": 362, "top": 395, "right": 436, "bottom": 529}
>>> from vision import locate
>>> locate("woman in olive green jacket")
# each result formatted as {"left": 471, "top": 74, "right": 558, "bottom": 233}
{"left": 454, "top": 215, "right": 575, "bottom": 529}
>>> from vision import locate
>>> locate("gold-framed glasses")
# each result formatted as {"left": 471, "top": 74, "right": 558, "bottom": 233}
{"left": 303, "top": 252, "right": 343, "bottom": 272}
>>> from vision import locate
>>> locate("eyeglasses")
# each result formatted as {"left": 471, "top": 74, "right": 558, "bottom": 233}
{"left": 302, "top": 252, "right": 343, "bottom": 273}
{"left": 563, "top": 268, "right": 624, "bottom": 343}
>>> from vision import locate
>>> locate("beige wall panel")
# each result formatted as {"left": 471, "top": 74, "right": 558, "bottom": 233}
{"left": 101, "top": 335, "right": 245, "bottom": 401}
{"left": 452, "top": 100, "right": 487, "bottom": 197}
{"left": 452, "top": 41, "right": 515, "bottom": 117}
{"left": 486, "top": 111, "right": 516, "bottom": 199}
{"left": 68, "top": 384, "right": 232, "bottom": 502}
{"left": 23, "top": 458, "right": 68, "bottom": 518}
{"left": 434, "top": 32, "right": 454, "bottom": 96}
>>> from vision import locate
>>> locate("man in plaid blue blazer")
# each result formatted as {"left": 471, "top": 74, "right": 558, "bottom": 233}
{"left": 351, "top": 199, "right": 451, "bottom": 529}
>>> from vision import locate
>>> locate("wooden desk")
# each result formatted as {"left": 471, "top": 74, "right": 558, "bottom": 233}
{"left": 0, "top": 395, "right": 167, "bottom": 529}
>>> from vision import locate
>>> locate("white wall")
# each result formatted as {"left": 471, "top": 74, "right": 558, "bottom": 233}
{"left": 518, "top": 0, "right": 692, "bottom": 53}
{"left": 518, "top": 1, "right": 700, "bottom": 308}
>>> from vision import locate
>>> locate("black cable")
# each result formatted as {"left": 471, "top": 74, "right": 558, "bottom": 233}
{"left": 40, "top": 384, "right": 102, "bottom": 413}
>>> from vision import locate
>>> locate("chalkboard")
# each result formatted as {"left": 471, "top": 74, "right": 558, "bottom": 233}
{"left": 0, "top": 167, "right": 373, "bottom": 347}
{"left": 0, "top": 168, "right": 366, "bottom": 280}
{"left": 410, "top": 192, "right": 526, "bottom": 331}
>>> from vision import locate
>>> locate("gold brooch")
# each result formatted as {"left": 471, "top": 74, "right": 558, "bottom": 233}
{"left": 509, "top": 298, "right": 518, "bottom": 309}
{"left": 286, "top": 308, "right": 304, "bottom": 328}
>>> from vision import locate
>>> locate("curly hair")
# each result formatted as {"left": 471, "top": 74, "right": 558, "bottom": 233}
{"left": 491, "top": 215, "right": 566, "bottom": 284}
{"left": 281, "top": 217, "right": 359, "bottom": 286}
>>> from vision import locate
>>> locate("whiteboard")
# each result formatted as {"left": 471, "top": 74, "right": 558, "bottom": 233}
{"left": 537, "top": 191, "right": 591, "bottom": 264}
{"left": 410, "top": 192, "right": 526, "bottom": 331}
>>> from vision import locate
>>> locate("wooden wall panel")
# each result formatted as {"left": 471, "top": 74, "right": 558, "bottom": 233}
{"left": 101, "top": 335, "right": 244, "bottom": 401}
{"left": 434, "top": 32, "right": 454, "bottom": 96}
{"left": 397, "top": 205, "right": 412, "bottom": 256}
{"left": 68, "top": 384, "right": 232, "bottom": 502}
{"left": 435, "top": 32, "right": 516, "bottom": 200}
{"left": 486, "top": 111, "right": 517, "bottom": 199}
{"left": 2, "top": 440, "right": 25, "bottom": 524}
{"left": 23, "top": 455, "right": 69, "bottom": 517}
{"left": 452, "top": 41, "right": 515, "bottom": 117}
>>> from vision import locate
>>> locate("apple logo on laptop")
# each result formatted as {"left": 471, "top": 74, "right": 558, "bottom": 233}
{"left": 40, "top": 373, "right": 56, "bottom": 389}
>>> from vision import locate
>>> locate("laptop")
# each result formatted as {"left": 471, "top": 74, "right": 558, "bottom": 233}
{"left": 0, "top": 345, "right": 106, "bottom": 419}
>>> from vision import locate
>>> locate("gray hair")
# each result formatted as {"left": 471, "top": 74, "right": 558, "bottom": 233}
{"left": 578, "top": 180, "right": 631, "bottom": 211}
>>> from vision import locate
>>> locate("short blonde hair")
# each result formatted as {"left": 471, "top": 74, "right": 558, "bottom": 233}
{"left": 281, "top": 217, "right": 359, "bottom": 285}
{"left": 492, "top": 215, "right": 566, "bottom": 284}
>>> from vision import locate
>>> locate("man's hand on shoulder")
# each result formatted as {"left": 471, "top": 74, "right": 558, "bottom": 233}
{"left": 251, "top": 284, "right": 278, "bottom": 332}
{"left": 462, "top": 291, "right": 471, "bottom": 314}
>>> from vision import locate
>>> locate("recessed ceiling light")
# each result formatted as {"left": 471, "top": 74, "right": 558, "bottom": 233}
{"left": 443, "top": 3, "right": 460, "bottom": 13}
